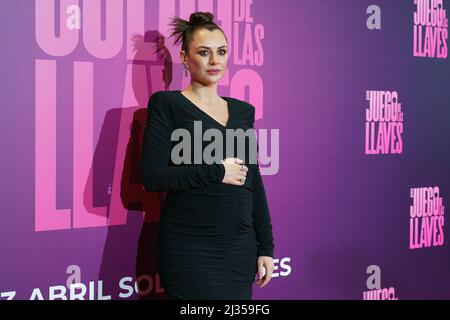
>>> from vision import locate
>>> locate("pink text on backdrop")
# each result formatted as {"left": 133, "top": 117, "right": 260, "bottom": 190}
{"left": 34, "top": 0, "right": 268, "bottom": 231}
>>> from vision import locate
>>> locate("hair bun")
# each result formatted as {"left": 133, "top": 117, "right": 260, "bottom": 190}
{"left": 189, "top": 12, "right": 214, "bottom": 25}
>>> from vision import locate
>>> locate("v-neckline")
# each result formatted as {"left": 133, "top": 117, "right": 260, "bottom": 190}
{"left": 176, "top": 90, "right": 231, "bottom": 129}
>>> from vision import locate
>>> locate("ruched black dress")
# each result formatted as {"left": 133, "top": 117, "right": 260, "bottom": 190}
{"left": 140, "top": 90, "right": 274, "bottom": 300}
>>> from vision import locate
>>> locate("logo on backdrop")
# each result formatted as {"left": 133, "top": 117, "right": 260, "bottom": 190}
{"left": 363, "top": 265, "right": 398, "bottom": 300}
{"left": 413, "top": 0, "right": 448, "bottom": 58}
{"left": 365, "top": 90, "right": 403, "bottom": 155}
{"left": 409, "top": 186, "right": 445, "bottom": 249}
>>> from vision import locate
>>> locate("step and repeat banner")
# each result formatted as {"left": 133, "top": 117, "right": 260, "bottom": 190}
{"left": 0, "top": 0, "right": 449, "bottom": 300}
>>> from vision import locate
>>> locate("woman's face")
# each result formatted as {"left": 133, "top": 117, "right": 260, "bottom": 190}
{"left": 181, "top": 28, "right": 228, "bottom": 86}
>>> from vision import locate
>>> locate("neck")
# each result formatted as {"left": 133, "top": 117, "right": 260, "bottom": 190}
{"left": 184, "top": 82, "right": 220, "bottom": 103}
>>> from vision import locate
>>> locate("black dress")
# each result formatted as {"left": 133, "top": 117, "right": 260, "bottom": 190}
{"left": 140, "top": 90, "right": 274, "bottom": 300}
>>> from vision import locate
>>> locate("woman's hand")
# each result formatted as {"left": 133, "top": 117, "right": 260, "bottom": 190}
{"left": 220, "top": 158, "right": 248, "bottom": 186}
{"left": 255, "top": 256, "right": 274, "bottom": 288}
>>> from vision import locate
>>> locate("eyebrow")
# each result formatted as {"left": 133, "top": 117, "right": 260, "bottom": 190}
{"left": 196, "top": 46, "right": 228, "bottom": 49}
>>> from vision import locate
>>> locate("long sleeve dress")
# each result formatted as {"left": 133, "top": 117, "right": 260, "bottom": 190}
{"left": 140, "top": 90, "right": 274, "bottom": 300}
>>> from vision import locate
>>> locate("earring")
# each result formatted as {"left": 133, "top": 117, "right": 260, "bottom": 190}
{"left": 183, "top": 64, "right": 189, "bottom": 77}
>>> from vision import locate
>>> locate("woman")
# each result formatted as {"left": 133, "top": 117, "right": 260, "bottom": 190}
{"left": 140, "top": 11, "right": 274, "bottom": 300}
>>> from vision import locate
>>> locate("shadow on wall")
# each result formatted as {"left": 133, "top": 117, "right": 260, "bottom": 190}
{"left": 83, "top": 30, "right": 173, "bottom": 300}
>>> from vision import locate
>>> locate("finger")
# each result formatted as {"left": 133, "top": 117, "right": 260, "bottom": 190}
{"left": 258, "top": 264, "right": 265, "bottom": 280}
{"left": 256, "top": 277, "right": 269, "bottom": 287}
{"left": 224, "top": 158, "right": 237, "bottom": 164}
{"left": 239, "top": 164, "right": 248, "bottom": 171}
{"left": 234, "top": 158, "right": 244, "bottom": 164}
{"left": 229, "top": 179, "right": 242, "bottom": 186}
{"left": 230, "top": 176, "right": 245, "bottom": 185}
{"left": 238, "top": 165, "right": 246, "bottom": 173}
{"left": 259, "top": 275, "right": 271, "bottom": 288}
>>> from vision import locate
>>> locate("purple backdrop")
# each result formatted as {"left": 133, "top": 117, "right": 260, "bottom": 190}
{"left": 1, "top": 0, "right": 449, "bottom": 300}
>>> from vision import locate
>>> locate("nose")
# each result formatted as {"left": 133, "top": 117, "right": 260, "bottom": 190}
{"left": 209, "top": 51, "right": 218, "bottom": 64}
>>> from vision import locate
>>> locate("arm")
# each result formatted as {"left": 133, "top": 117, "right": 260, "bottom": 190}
{"left": 140, "top": 91, "right": 225, "bottom": 192}
{"left": 249, "top": 107, "right": 275, "bottom": 258}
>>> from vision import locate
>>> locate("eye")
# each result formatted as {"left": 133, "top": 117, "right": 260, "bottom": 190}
{"left": 219, "top": 49, "right": 227, "bottom": 55}
{"left": 199, "top": 50, "right": 208, "bottom": 56}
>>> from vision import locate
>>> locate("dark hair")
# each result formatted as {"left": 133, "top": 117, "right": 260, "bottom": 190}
{"left": 168, "top": 12, "right": 227, "bottom": 54}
